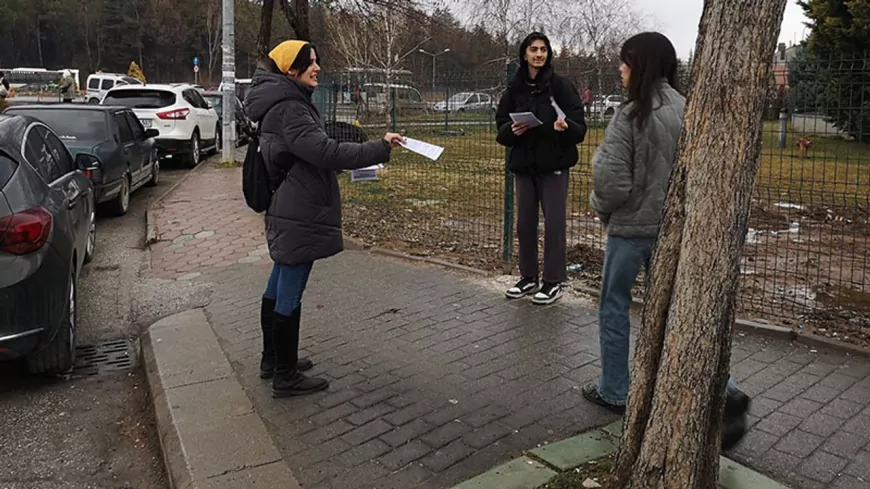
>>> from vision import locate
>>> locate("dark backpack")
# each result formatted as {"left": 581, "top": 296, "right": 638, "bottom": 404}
{"left": 242, "top": 133, "right": 273, "bottom": 213}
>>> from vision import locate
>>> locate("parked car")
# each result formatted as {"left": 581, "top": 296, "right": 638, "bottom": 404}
{"left": 101, "top": 83, "right": 219, "bottom": 168}
{"left": 360, "top": 83, "right": 429, "bottom": 115}
{"left": 0, "top": 113, "right": 98, "bottom": 374}
{"left": 433, "top": 92, "right": 495, "bottom": 113}
{"left": 84, "top": 73, "right": 142, "bottom": 105}
{"left": 590, "top": 94, "right": 626, "bottom": 119}
{"left": 5, "top": 105, "right": 160, "bottom": 216}
{"left": 199, "top": 91, "right": 255, "bottom": 145}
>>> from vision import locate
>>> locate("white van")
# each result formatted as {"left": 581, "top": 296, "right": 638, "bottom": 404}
{"left": 85, "top": 73, "right": 143, "bottom": 104}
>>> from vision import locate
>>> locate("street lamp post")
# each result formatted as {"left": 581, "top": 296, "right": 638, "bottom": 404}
{"left": 419, "top": 48, "right": 450, "bottom": 91}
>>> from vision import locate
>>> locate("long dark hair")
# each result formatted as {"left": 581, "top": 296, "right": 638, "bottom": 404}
{"left": 517, "top": 32, "right": 553, "bottom": 78}
{"left": 620, "top": 32, "right": 678, "bottom": 128}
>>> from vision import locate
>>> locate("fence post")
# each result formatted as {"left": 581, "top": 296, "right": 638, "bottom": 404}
{"left": 444, "top": 84, "right": 449, "bottom": 132}
{"left": 391, "top": 86, "right": 398, "bottom": 132}
{"left": 502, "top": 61, "right": 517, "bottom": 273}
{"left": 778, "top": 109, "right": 788, "bottom": 148}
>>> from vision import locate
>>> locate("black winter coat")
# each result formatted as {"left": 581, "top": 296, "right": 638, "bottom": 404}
{"left": 495, "top": 67, "right": 587, "bottom": 174}
{"left": 244, "top": 69, "right": 392, "bottom": 265}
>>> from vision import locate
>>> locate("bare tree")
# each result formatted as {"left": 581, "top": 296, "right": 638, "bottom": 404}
{"left": 257, "top": 0, "right": 276, "bottom": 60}
{"left": 609, "top": 0, "right": 788, "bottom": 488}
{"left": 205, "top": 0, "right": 222, "bottom": 82}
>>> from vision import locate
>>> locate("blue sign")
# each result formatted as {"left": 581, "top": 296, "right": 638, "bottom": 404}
{"left": 193, "top": 56, "right": 200, "bottom": 66}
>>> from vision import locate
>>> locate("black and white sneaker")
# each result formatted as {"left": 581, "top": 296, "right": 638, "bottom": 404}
{"left": 505, "top": 277, "right": 540, "bottom": 299}
{"left": 532, "top": 282, "right": 563, "bottom": 305}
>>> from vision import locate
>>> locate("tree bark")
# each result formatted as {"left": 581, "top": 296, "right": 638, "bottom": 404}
{"left": 609, "top": 1, "right": 788, "bottom": 488}
{"left": 257, "top": 0, "right": 275, "bottom": 61}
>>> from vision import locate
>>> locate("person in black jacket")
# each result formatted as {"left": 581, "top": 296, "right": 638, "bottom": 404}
{"left": 496, "top": 32, "right": 587, "bottom": 305}
{"left": 245, "top": 40, "right": 404, "bottom": 398}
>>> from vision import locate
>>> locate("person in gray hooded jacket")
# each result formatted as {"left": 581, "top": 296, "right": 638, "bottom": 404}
{"left": 245, "top": 40, "right": 404, "bottom": 398}
{"left": 581, "top": 32, "right": 750, "bottom": 451}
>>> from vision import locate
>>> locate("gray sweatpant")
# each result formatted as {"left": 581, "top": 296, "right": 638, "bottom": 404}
{"left": 516, "top": 171, "right": 569, "bottom": 284}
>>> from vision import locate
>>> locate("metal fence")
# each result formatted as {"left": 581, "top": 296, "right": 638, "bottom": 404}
{"left": 315, "top": 56, "right": 870, "bottom": 333}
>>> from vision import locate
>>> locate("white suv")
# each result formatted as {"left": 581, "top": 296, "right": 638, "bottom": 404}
{"left": 101, "top": 84, "right": 220, "bottom": 167}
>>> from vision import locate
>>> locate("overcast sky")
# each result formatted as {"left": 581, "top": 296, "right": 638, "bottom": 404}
{"left": 640, "top": 0, "right": 810, "bottom": 57}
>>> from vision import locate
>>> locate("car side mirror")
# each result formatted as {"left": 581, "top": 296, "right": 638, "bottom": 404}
{"left": 75, "top": 153, "right": 102, "bottom": 171}
{"left": 144, "top": 128, "right": 159, "bottom": 138}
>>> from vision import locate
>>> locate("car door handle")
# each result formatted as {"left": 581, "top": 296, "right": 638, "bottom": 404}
{"left": 68, "top": 192, "right": 81, "bottom": 209}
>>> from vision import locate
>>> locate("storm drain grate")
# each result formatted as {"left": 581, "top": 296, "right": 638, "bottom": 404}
{"left": 74, "top": 339, "right": 136, "bottom": 376}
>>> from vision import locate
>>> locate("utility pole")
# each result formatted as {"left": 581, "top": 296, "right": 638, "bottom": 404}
{"left": 221, "top": 0, "right": 236, "bottom": 163}
{"left": 419, "top": 48, "right": 450, "bottom": 92}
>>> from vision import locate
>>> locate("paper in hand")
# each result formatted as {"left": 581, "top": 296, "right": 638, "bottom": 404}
{"left": 550, "top": 97, "right": 566, "bottom": 120}
{"left": 400, "top": 137, "right": 444, "bottom": 161}
{"left": 509, "top": 112, "right": 543, "bottom": 128}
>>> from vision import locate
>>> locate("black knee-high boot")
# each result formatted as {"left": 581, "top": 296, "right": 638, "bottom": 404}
{"left": 271, "top": 308, "right": 329, "bottom": 398}
{"left": 260, "top": 299, "right": 313, "bottom": 379}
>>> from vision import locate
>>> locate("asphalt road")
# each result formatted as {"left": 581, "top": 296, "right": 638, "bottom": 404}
{"left": 0, "top": 162, "right": 191, "bottom": 489}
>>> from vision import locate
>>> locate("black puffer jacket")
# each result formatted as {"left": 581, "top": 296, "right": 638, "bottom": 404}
{"left": 244, "top": 69, "right": 391, "bottom": 265}
{"left": 495, "top": 66, "right": 587, "bottom": 174}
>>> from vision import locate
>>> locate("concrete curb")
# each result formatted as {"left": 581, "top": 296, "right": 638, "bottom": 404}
{"left": 145, "top": 158, "right": 212, "bottom": 246}
{"left": 342, "top": 235, "right": 489, "bottom": 276}
{"left": 451, "top": 420, "right": 790, "bottom": 489}
{"left": 142, "top": 308, "right": 301, "bottom": 489}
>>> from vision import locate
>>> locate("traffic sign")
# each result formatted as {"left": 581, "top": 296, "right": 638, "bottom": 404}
{"left": 193, "top": 65, "right": 200, "bottom": 73}
{"left": 193, "top": 56, "right": 200, "bottom": 66}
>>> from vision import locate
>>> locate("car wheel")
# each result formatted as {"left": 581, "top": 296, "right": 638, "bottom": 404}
{"left": 107, "top": 176, "right": 130, "bottom": 216}
{"left": 83, "top": 208, "right": 96, "bottom": 264}
{"left": 213, "top": 124, "right": 222, "bottom": 155}
{"left": 88, "top": 98, "right": 99, "bottom": 105}
{"left": 147, "top": 156, "right": 160, "bottom": 187}
{"left": 187, "top": 132, "right": 200, "bottom": 168}
{"left": 28, "top": 271, "right": 77, "bottom": 375}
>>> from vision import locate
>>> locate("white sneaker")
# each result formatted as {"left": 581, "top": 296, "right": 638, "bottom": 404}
{"left": 505, "top": 277, "right": 540, "bottom": 299}
{"left": 532, "top": 283, "right": 563, "bottom": 305}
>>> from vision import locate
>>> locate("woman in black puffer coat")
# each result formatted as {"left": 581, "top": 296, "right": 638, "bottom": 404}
{"left": 245, "top": 40, "right": 404, "bottom": 398}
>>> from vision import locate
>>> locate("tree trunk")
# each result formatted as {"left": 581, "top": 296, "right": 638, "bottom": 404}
{"left": 609, "top": 1, "right": 788, "bottom": 488}
{"left": 257, "top": 0, "right": 275, "bottom": 61}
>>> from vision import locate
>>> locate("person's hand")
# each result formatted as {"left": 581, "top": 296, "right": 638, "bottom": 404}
{"left": 511, "top": 122, "right": 529, "bottom": 136}
{"left": 554, "top": 118, "right": 568, "bottom": 132}
{"left": 384, "top": 132, "right": 405, "bottom": 148}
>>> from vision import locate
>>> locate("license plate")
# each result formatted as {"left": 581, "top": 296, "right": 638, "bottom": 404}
{"left": 140, "top": 119, "right": 152, "bottom": 128}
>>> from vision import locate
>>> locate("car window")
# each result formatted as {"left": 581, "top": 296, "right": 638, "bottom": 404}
{"left": 101, "top": 79, "right": 115, "bottom": 90}
{"left": 481, "top": 95, "right": 491, "bottom": 104}
{"left": 103, "top": 89, "right": 176, "bottom": 109}
{"left": 191, "top": 90, "right": 210, "bottom": 109}
{"left": 5, "top": 108, "right": 109, "bottom": 142}
{"left": 23, "top": 127, "right": 63, "bottom": 182}
{"left": 88, "top": 77, "right": 100, "bottom": 90}
{"left": 37, "top": 126, "right": 75, "bottom": 179}
{"left": 410, "top": 90, "right": 423, "bottom": 102}
{"left": 124, "top": 112, "right": 145, "bottom": 140}
{"left": 470, "top": 94, "right": 480, "bottom": 104}
{"left": 0, "top": 153, "right": 18, "bottom": 189}
{"left": 114, "top": 113, "right": 134, "bottom": 143}
{"left": 121, "top": 76, "right": 142, "bottom": 85}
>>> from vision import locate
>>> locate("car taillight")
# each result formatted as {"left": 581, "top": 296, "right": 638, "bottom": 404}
{"left": 156, "top": 108, "right": 190, "bottom": 120}
{"left": 0, "top": 208, "right": 53, "bottom": 255}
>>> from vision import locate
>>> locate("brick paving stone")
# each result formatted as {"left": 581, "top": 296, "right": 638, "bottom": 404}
{"left": 154, "top": 160, "right": 870, "bottom": 489}
{"left": 822, "top": 431, "right": 870, "bottom": 458}
{"left": 798, "top": 450, "right": 850, "bottom": 484}
{"left": 421, "top": 420, "right": 473, "bottom": 449}
{"left": 775, "top": 430, "right": 825, "bottom": 458}
{"left": 377, "top": 440, "right": 433, "bottom": 470}
{"left": 420, "top": 439, "right": 476, "bottom": 472}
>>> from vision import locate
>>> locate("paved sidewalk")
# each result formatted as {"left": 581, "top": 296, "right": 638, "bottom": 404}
{"left": 148, "top": 161, "right": 870, "bottom": 489}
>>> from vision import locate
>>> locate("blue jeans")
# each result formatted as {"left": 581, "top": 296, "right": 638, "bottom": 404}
{"left": 264, "top": 262, "right": 313, "bottom": 316}
{"left": 596, "top": 235, "right": 740, "bottom": 404}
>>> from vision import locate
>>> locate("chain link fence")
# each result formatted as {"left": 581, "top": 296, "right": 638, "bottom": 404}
{"left": 313, "top": 55, "right": 870, "bottom": 337}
